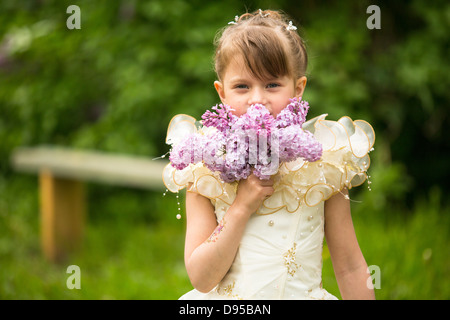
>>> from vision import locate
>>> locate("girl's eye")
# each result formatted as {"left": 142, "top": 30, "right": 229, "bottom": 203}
{"left": 267, "top": 83, "right": 280, "bottom": 89}
{"left": 235, "top": 84, "right": 248, "bottom": 89}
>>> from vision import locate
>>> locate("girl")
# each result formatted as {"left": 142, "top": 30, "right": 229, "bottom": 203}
{"left": 163, "top": 9, "right": 375, "bottom": 300}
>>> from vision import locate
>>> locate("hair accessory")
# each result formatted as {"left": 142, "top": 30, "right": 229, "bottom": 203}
{"left": 228, "top": 15, "right": 239, "bottom": 25}
{"left": 258, "top": 9, "right": 270, "bottom": 17}
{"left": 286, "top": 21, "right": 297, "bottom": 31}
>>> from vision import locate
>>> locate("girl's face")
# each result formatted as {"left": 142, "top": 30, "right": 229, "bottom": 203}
{"left": 214, "top": 57, "right": 307, "bottom": 117}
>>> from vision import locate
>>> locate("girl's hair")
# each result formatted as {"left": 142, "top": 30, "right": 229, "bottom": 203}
{"left": 214, "top": 9, "right": 308, "bottom": 82}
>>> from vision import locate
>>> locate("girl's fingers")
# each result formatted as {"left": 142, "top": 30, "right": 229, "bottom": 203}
{"left": 260, "top": 178, "right": 274, "bottom": 186}
{"left": 264, "top": 187, "right": 275, "bottom": 197}
{"left": 247, "top": 173, "right": 274, "bottom": 185}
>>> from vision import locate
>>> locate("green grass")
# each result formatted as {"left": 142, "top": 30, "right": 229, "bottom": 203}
{"left": 1, "top": 175, "right": 449, "bottom": 299}
{"left": 0, "top": 175, "right": 192, "bottom": 299}
{"left": 322, "top": 188, "right": 450, "bottom": 300}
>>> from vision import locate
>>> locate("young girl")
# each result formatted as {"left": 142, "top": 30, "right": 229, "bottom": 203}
{"left": 163, "top": 9, "right": 376, "bottom": 300}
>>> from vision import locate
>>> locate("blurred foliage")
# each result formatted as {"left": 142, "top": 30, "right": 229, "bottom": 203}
{"left": 1, "top": 0, "right": 448, "bottom": 208}
{"left": 0, "top": 0, "right": 449, "bottom": 299}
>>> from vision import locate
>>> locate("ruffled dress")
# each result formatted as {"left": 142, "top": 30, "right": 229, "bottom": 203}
{"left": 163, "top": 113, "right": 375, "bottom": 300}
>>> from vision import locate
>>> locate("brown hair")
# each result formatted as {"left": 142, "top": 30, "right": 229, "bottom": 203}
{"left": 214, "top": 9, "right": 308, "bottom": 82}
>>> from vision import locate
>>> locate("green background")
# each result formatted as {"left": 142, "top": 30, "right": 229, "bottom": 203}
{"left": 1, "top": 0, "right": 449, "bottom": 299}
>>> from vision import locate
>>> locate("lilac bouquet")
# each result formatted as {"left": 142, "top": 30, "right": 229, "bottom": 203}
{"left": 169, "top": 98, "right": 322, "bottom": 183}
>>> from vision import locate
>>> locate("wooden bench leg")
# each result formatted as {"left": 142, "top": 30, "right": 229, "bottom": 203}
{"left": 39, "top": 169, "right": 85, "bottom": 263}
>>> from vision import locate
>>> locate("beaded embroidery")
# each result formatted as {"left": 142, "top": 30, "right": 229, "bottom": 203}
{"left": 283, "top": 243, "right": 300, "bottom": 276}
{"left": 216, "top": 281, "right": 243, "bottom": 300}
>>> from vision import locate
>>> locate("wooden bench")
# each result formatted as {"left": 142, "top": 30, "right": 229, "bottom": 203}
{"left": 11, "top": 145, "right": 168, "bottom": 263}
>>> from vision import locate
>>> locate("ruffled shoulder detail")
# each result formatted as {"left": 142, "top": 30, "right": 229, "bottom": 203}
{"left": 259, "top": 114, "right": 375, "bottom": 214}
{"left": 162, "top": 162, "right": 237, "bottom": 204}
{"left": 165, "top": 114, "right": 198, "bottom": 146}
{"left": 162, "top": 113, "right": 375, "bottom": 215}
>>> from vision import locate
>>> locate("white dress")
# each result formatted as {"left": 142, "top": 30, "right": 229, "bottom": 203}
{"left": 163, "top": 113, "right": 375, "bottom": 300}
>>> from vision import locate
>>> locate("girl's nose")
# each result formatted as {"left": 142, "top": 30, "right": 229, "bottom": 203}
{"left": 248, "top": 88, "right": 267, "bottom": 106}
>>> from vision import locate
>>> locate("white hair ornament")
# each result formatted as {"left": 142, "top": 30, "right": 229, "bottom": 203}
{"left": 228, "top": 15, "right": 239, "bottom": 25}
{"left": 258, "top": 9, "right": 270, "bottom": 17}
{"left": 286, "top": 21, "right": 297, "bottom": 31}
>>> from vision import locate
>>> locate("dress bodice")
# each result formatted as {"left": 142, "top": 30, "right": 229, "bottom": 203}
{"left": 211, "top": 198, "right": 334, "bottom": 300}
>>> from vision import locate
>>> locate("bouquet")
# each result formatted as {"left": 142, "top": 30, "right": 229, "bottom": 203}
{"left": 168, "top": 98, "right": 322, "bottom": 183}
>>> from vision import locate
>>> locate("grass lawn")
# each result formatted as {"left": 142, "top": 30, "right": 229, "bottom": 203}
{"left": 1, "top": 176, "right": 449, "bottom": 299}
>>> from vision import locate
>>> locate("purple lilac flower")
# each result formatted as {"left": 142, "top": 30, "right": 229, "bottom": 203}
{"left": 169, "top": 133, "right": 203, "bottom": 170}
{"left": 236, "top": 104, "right": 275, "bottom": 135}
{"left": 169, "top": 98, "right": 322, "bottom": 182}
{"left": 275, "top": 97, "right": 309, "bottom": 128}
{"left": 169, "top": 130, "right": 224, "bottom": 171}
{"left": 276, "top": 125, "right": 322, "bottom": 162}
{"left": 201, "top": 104, "right": 237, "bottom": 133}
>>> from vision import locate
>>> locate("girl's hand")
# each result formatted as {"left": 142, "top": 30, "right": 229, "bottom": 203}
{"left": 234, "top": 173, "right": 274, "bottom": 215}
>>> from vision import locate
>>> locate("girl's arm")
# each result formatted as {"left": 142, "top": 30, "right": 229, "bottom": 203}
{"left": 184, "top": 174, "right": 274, "bottom": 293}
{"left": 324, "top": 189, "right": 375, "bottom": 300}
